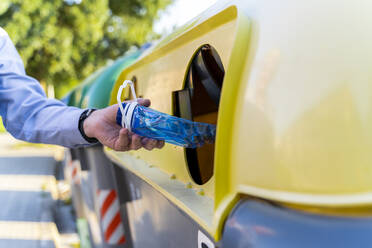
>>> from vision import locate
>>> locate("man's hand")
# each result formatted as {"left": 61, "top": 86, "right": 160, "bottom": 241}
{"left": 83, "top": 99, "right": 165, "bottom": 151}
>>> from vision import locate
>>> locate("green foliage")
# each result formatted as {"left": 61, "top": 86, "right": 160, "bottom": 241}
{"left": 0, "top": 0, "right": 172, "bottom": 98}
{"left": 0, "top": 1, "right": 11, "bottom": 15}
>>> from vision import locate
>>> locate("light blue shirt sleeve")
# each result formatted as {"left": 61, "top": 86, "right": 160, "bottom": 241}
{"left": 0, "top": 27, "right": 91, "bottom": 148}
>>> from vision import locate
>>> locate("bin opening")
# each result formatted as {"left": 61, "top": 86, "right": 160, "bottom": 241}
{"left": 173, "top": 44, "right": 224, "bottom": 185}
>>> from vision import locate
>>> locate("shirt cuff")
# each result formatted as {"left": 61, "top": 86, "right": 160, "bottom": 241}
{"left": 63, "top": 107, "right": 96, "bottom": 148}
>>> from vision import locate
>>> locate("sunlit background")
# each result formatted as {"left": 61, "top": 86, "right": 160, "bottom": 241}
{"left": 0, "top": 0, "right": 218, "bottom": 99}
{"left": 155, "top": 0, "right": 218, "bottom": 34}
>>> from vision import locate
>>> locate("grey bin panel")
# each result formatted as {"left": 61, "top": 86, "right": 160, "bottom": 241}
{"left": 111, "top": 162, "right": 216, "bottom": 248}
{"left": 85, "top": 146, "right": 133, "bottom": 248}
{"left": 221, "top": 200, "right": 372, "bottom": 248}
{"left": 70, "top": 183, "right": 85, "bottom": 219}
{"left": 80, "top": 171, "right": 95, "bottom": 211}
{"left": 85, "top": 146, "right": 116, "bottom": 189}
{"left": 71, "top": 148, "right": 91, "bottom": 171}
{"left": 73, "top": 145, "right": 217, "bottom": 247}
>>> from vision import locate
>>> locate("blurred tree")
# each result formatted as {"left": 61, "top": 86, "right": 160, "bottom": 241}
{"left": 0, "top": 0, "right": 172, "bottom": 98}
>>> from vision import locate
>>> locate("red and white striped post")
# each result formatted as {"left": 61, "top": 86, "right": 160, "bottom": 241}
{"left": 97, "top": 189, "right": 126, "bottom": 245}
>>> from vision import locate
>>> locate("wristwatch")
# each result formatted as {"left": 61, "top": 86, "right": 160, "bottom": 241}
{"left": 78, "top": 109, "right": 99, "bottom": 143}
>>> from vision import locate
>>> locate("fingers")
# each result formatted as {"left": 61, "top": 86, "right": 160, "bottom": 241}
{"left": 156, "top": 140, "right": 165, "bottom": 149}
{"left": 130, "top": 134, "right": 142, "bottom": 150}
{"left": 141, "top": 138, "right": 151, "bottom": 150}
{"left": 115, "top": 128, "right": 165, "bottom": 151}
{"left": 137, "top": 98, "right": 151, "bottom": 107}
{"left": 142, "top": 138, "right": 157, "bottom": 151}
{"left": 115, "top": 128, "right": 130, "bottom": 151}
{"left": 141, "top": 138, "right": 165, "bottom": 151}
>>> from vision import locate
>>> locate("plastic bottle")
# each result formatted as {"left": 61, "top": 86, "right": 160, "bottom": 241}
{"left": 116, "top": 80, "right": 216, "bottom": 148}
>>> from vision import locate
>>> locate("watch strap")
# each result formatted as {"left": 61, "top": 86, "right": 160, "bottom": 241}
{"left": 78, "top": 109, "right": 99, "bottom": 143}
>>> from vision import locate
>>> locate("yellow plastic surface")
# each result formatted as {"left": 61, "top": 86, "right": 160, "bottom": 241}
{"left": 108, "top": 0, "right": 372, "bottom": 240}
{"left": 223, "top": 0, "right": 372, "bottom": 205}
{"left": 110, "top": 6, "right": 237, "bottom": 192}
{"left": 108, "top": 3, "right": 237, "bottom": 237}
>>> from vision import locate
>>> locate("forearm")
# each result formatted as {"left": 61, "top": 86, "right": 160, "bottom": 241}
{"left": 0, "top": 72, "right": 90, "bottom": 147}
{"left": 0, "top": 29, "right": 89, "bottom": 147}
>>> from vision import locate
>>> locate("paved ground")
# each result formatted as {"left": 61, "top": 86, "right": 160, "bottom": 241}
{"left": 0, "top": 133, "right": 79, "bottom": 248}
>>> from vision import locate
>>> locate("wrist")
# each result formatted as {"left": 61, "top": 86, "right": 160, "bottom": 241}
{"left": 79, "top": 109, "right": 98, "bottom": 143}
{"left": 83, "top": 112, "right": 95, "bottom": 138}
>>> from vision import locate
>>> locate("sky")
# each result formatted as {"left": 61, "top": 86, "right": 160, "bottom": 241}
{"left": 154, "top": 0, "right": 218, "bottom": 35}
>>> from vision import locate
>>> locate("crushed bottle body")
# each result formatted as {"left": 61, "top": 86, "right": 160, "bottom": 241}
{"left": 116, "top": 102, "right": 216, "bottom": 148}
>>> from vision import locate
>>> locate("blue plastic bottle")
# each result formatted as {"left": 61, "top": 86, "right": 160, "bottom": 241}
{"left": 116, "top": 81, "right": 216, "bottom": 148}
